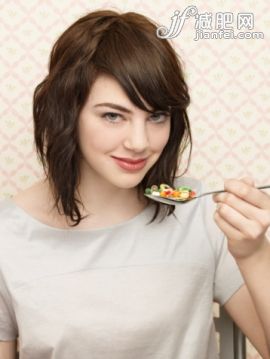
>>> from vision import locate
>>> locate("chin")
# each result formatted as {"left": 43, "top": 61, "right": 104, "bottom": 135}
{"left": 110, "top": 174, "right": 145, "bottom": 189}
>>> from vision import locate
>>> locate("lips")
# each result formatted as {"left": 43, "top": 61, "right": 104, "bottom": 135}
{"left": 111, "top": 156, "right": 146, "bottom": 164}
{"left": 112, "top": 156, "right": 147, "bottom": 171}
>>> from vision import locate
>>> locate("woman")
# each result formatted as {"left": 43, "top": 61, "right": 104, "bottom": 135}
{"left": 0, "top": 9, "right": 269, "bottom": 359}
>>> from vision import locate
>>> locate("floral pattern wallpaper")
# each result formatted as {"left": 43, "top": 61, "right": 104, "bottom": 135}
{"left": 1, "top": 1, "right": 269, "bottom": 357}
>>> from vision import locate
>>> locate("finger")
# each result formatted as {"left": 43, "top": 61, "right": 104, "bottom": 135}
{"left": 240, "top": 176, "right": 255, "bottom": 187}
{"left": 214, "top": 178, "right": 270, "bottom": 210}
{"left": 214, "top": 192, "right": 270, "bottom": 227}
{"left": 216, "top": 202, "right": 260, "bottom": 236}
{"left": 214, "top": 211, "right": 266, "bottom": 259}
{"left": 213, "top": 210, "right": 245, "bottom": 242}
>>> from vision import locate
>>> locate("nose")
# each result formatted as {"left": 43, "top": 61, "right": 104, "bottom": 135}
{"left": 123, "top": 119, "right": 149, "bottom": 153}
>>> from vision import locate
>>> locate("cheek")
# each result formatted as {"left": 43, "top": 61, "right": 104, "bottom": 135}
{"left": 150, "top": 126, "right": 170, "bottom": 152}
{"left": 79, "top": 118, "right": 120, "bottom": 153}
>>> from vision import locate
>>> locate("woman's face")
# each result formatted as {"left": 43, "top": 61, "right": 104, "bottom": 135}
{"left": 77, "top": 73, "right": 171, "bottom": 189}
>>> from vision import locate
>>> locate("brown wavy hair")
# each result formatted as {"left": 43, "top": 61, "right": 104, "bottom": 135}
{"left": 33, "top": 9, "right": 192, "bottom": 227}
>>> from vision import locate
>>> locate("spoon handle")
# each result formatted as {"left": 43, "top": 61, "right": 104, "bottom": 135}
{"left": 200, "top": 184, "right": 270, "bottom": 198}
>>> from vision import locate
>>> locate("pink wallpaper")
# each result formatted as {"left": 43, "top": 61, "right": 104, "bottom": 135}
{"left": 1, "top": 1, "right": 269, "bottom": 357}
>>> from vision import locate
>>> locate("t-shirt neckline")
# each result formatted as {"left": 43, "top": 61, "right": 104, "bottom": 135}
{"left": 5, "top": 197, "right": 153, "bottom": 234}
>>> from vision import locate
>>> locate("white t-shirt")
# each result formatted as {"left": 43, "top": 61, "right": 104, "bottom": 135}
{"left": 0, "top": 177, "right": 244, "bottom": 359}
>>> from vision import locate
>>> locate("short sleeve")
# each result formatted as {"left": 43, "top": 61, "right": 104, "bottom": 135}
{"left": 0, "top": 268, "right": 18, "bottom": 340}
{"left": 213, "top": 233, "right": 245, "bottom": 306}
{"left": 201, "top": 183, "right": 245, "bottom": 306}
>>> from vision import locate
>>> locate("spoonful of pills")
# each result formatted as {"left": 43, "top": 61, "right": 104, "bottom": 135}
{"left": 144, "top": 183, "right": 270, "bottom": 205}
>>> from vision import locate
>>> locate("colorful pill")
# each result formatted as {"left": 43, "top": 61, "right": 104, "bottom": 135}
{"left": 146, "top": 183, "right": 196, "bottom": 201}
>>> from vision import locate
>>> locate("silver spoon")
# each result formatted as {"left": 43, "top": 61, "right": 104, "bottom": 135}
{"left": 144, "top": 184, "right": 270, "bottom": 205}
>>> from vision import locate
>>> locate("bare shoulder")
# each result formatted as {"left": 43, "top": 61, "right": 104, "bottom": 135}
{"left": 11, "top": 179, "right": 65, "bottom": 227}
{"left": 12, "top": 179, "right": 49, "bottom": 215}
{"left": 11, "top": 179, "right": 88, "bottom": 229}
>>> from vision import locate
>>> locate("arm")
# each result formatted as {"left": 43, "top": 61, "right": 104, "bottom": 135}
{"left": 224, "top": 283, "right": 270, "bottom": 358}
{"left": 213, "top": 177, "right": 270, "bottom": 353}
{"left": 236, "top": 238, "right": 270, "bottom": 351}
{"left": 0, "top": 340, "right": 17, "bottom": 359}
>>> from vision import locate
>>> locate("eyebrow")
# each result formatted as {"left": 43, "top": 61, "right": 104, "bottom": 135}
{"left": 93, "top": 102, "right": 153, "bottom": 114}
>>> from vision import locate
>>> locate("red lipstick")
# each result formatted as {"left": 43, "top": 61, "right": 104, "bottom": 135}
{"left": 112, "top": 156, "right": 147, "bottom": 171}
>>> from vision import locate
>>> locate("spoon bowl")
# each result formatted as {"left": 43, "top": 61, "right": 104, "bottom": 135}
{"left": 144, "top": 184, "right": 270, "bottom": 205}
{"left": 144, "top": 194, "right": 195, "bottom": 205}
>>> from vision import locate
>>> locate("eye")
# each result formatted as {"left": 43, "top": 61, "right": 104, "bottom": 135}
{"left": 102, "top": 112, "right": 122, "bottom": 124}
{"left": 149, "top": 112, "right": 169, "bottom": 123}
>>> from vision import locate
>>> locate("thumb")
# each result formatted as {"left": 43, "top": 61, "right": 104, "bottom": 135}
{"left": 240, "top": 176, "right": 255, "bottom": 187}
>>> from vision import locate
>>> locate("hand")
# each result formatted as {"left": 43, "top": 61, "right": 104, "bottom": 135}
{"left": 212, "top": 177, "right": 270, "bottom": 261}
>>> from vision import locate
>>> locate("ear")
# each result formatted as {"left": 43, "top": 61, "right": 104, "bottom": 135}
{"left": 239, "top": 176, "right": 255, "bottom": 187}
